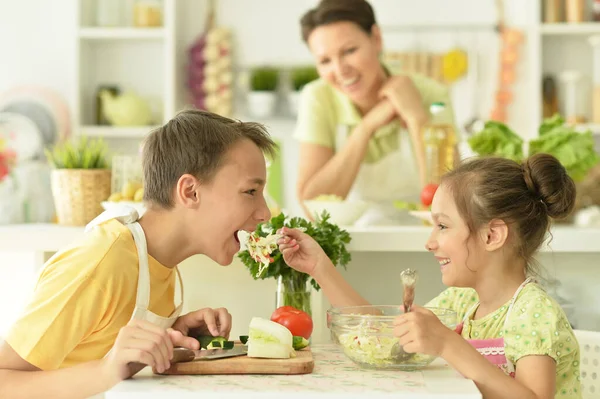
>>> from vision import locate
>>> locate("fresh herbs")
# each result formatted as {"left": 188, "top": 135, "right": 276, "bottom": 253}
{"left": 467, "top": 114, "right": 599, "bottom": 182}
{"left": 237, "top": 211, "right": 352, "bottom": 291}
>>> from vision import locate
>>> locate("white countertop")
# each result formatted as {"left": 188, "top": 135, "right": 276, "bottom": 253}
{"left": 0, "top": 223, "right": 599, "bottom": 253}
{"left": 105, "top": 344, "right": 481, "bottom": 399}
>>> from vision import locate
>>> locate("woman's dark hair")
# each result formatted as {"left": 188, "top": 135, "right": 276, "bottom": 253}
{"left": 441, "top": 153, "right": 576, "bottom": 274}
{"left": 300, "top": 0, "right": 377, "bottom": 42}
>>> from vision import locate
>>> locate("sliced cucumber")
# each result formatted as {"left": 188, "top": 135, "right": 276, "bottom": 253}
{"left": 223, "top": 341, "right": 235, "bottom": 349}
{"left": 195, "top": 335, "right": 227, "bottom": 349}
{"left": 239, "top": 335, "right": 249, "bottom": 345}
{"left": 292, "top": 336, "right": 309, "bottom": 350}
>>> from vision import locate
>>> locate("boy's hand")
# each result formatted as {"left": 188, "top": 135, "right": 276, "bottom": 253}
{"left": 392, "top": 305, "right": 454, "bottom": 357}
{"left": 171, "top": 307, "right": 232, "bottom": 347}
{"left": 277, "top": 227, "right": 327, "bottom": 276}
{"left": 101, "top": 319, "right": 174, "bottom": 386}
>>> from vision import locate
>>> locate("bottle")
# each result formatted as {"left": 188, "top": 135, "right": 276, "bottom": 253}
{"left": 422, "top": 102, "right": 456, "bottom": 184}
{"left": 594, "top": 0, "right": 600, "bottom": 22}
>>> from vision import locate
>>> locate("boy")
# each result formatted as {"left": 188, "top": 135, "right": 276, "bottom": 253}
{"left": 0, "top": 110, "right": 276, "bottom": 398}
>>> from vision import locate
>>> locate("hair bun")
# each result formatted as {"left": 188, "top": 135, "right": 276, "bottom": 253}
{"left": 521, "top": 153, "right": 576, "bottom": 219}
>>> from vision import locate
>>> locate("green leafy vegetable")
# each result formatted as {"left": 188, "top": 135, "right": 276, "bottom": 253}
{"left": 467, "top": 121, "right": 524, "bottom": 162}
{"left": 467, "top": 114, "right": 599, "bottom": 182}
{"left": 237, "top": 212, "right": 352, "bottom": 291}
{"left": 529, "top": 116, "right": 600, "bottom": 182}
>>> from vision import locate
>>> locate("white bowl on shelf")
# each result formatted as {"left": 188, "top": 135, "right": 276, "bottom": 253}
{"left": 304, "top": 199, "right": 368, "bottom": 226}
{"left": 101, "top": 201, "right": 146, "bottom": 217}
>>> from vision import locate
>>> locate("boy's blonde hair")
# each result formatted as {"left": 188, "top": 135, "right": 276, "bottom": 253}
{"left": 141, "top": 109, "right": 277, "bottom": 208}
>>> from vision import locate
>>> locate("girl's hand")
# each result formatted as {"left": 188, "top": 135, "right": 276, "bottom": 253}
{"left": 277, "top": 227, "right": 327, "bottom": 276}
{"left": 392, "top": 305, "right": 454, "bottom": 357}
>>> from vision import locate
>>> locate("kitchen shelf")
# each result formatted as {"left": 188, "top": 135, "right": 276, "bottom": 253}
{"left": 540, "top": 23, "right": 600, "bottom": 36}
{"left": 80, "top": 125, "right": 159, "bottom": 138}
{"left": 78, "top": 27, "right": 166, "bottom": 40}
{"left": 0, "top": 224, "right": 599, "bottom": 254}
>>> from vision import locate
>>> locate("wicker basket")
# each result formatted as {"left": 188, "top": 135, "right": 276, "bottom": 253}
{"left": 50, "top": 169, "right": 111, "bottom": 226}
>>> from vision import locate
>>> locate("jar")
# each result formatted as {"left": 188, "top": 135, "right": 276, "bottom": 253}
{"left": 565, "top": 0, "right": 585, "bottom": 23}
{"left": 133, "top": 0, "right": 163, "bottom": 27}
{"left": 96, "top": 0, "right": 122, "bottom": 27}
{"left": 543, "top": 0, "right": 562, "bottom": 23}
{"left": 594, "top": 0, "right": 600, "bottom": 22}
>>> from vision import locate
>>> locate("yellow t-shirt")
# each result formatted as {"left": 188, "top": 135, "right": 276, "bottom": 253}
{"left": 427, "top": 284, "right": 582, "bottom": 399}
{"left": 293, "top": 70, "right": 456, "bottom": 164}
{"left": 5, "top": 219, "right": 176, "bottom": 370}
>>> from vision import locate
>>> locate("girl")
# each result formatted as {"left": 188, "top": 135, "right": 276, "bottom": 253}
{"left": 278, "top": 153, "right": 581, "bottom": 399}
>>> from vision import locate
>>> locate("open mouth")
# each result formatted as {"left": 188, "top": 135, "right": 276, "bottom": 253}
{"left": 339, "top": 76, "right": 360, "bottom": 91}
{"left": 438, "top": 258, "right": 451, "bottom": 270}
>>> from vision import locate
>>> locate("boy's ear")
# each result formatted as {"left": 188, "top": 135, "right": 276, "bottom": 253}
{"left": 176, "top": 174, "right": 201, "bottom": 207}
{"left": 480, "top": 219, "right": 508, "bottom": 252}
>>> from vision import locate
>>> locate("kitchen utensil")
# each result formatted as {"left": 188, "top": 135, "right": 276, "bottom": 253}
{"left": 0, "top": 86, "right": 71, "bottom": 141}
{"left": 160, "top": 346, "right": 314, "bottom": 375}
{"left": 390, "top": 268, "right": 419, "bottom": 362}
{"left": 0, "top": 112, "right": 44, "bottom": 161}
{"left": 172, "top": 345, "right": 248, "bottom": 363}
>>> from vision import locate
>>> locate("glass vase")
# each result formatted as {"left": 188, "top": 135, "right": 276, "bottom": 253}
{"left": 275, "top": 275, "right": 312, "bottom": 316}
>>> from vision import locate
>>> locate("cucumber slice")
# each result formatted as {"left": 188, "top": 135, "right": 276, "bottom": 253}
{"left": 208, "top": 340, "right": 222, "bottom": 348}
{"left": 239, "top": 335, "right": 249, "bottom": 345}
{"left": 292, "top": 336, "right": 309, "bottom": 350}
{"left": 223, "top": 341, "right": 235, "bottom": 349}
{"left": 195, "top": 335, "right": 227, "bottom": 349}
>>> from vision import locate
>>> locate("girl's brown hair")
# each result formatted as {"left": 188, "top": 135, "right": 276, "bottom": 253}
{"left": 300, "top": 0, "right": 377, "bottom": 42}
{"left": 441, "top": 153, "right": 576, "bottom": 273}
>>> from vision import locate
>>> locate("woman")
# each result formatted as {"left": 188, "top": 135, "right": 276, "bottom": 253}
{"left": 294, "top": 0, "right": 456, "bottom": 225}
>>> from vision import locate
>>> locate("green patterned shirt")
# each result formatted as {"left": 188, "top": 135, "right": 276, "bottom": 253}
{"left": 427, "top": 283, "right": 582, "bottom": 399}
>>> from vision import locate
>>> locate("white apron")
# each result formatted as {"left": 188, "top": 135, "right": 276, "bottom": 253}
{"left": 84, "top": 206, "right": 184, "bottom": 399}
{"left": 336, "top": 124, "right": 421, "bottom": 226}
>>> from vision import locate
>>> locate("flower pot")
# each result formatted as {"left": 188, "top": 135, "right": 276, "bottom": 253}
{"left": 247, "top": 91, "right": 277, "bottom": 118}
{"left": 51, "top": 169, "right": 111, "bottom": 226}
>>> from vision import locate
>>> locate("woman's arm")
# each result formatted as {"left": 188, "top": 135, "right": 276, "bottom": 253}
{"left": 297, "top": 100, "right": 397, "bottom": 201}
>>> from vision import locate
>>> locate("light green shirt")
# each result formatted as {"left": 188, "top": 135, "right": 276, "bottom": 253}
{"left": 427, "top": 284, "right": 582, "bottom": 399}
{"left": 293, "top": 71, "right": 456, "bottom": 164}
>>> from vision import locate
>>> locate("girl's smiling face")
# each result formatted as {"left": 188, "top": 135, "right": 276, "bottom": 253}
{"left": 425, "top": 184, "right": 487, "bottom": 288}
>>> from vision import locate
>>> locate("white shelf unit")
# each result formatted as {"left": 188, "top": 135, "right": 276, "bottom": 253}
{"left": 72, "top": 0, "right": 176, "bottom": 144}
{"left": 534, "top": 0, "right": 600, "bottom": 130}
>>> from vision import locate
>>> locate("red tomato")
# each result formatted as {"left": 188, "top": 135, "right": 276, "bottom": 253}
{"left": 270, "top": 306, "right": 313, "bottom": 339}
{"left": 420, "top": 183, "right": 439, "bottom": 207}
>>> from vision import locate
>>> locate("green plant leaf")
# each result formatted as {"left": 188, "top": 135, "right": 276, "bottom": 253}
{"left": 237, "top": 211, "right": 352, "bottom": 291}
{"left": 44, "top": 136, "right": 110, "bottom": 169}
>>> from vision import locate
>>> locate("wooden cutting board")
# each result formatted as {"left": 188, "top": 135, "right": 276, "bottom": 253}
{"left": 158, "top": 347, "right": 314, "bottom": 375}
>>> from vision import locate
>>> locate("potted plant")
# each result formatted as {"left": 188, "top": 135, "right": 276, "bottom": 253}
{"left": 247, "top": 66, "right": 279, "bottom": 118}
{"left": 238, "top": 212, "right": 351, "bottom": 316}
{"left": 288, "top": 66, "right": 319, "bottom": 115}
{"left": 45, "top": 136, "right": 111, "bottom": 226}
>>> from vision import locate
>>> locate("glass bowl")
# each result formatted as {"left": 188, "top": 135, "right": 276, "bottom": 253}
{"left": 327, "top": 305, "right": 458, "bottom": 371}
